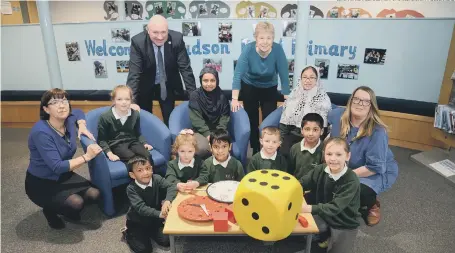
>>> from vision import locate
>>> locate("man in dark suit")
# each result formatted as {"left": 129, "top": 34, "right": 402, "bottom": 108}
{"left": 127, "top": 15, "right": 196, "bottom": 126}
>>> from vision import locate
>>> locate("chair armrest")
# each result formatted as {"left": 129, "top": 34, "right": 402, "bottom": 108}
{"left": 230, "top": 108, "right": 251, "bottom": 164}
{"left": 169, "top": 101, "right": 191, "bottom": 142}
{"left": 80, "top": 135, "right": 112, "bottom": 191}
{"left": 139, "top": 110, "right": 172, "bottom": 161}
{"left": 259, "top": 107, "right": 283, "bottom": 132}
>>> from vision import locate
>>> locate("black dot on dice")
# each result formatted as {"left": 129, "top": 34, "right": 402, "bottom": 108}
{"left": 288, "top": 202, "right": 292, "bottom": 210}
{"left": 249, "top": 178, "right": 257, "bottom": 182}
{"left": 260, "top": 182, "right": 268, "bottom": 186}
{"left": 262, "top": 226, "right": 270, "bottom": 234}
{"left": 271, "top": 185, "right": 279, "bottom": 190}
{"left": 271, "top": 173, "right": 279, "bottom": 177}
{"left": 261, "top": 170, "right": 268, "bottom": 174}
{"left": 242, "top": 198, "right": 249, "bottom": 206}
{"left": 252, "top": 212, "right": 259, "bottom": 220}
{"left": 283, "top": 176, "right": 291, "bottom": 180}
{"left": 295, "top": 213, "right": 298, "bottom": 220}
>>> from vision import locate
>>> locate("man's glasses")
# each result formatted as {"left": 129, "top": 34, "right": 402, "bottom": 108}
{"left": 352, "top": 97, "right": 371, "bottom": 106}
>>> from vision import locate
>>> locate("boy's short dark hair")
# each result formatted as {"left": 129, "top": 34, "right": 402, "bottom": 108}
{"left": 301, "top": 113, "right": 324, "bottom": 129}
{"left": 127, "top": 156, "right": 153, "bottom": 173}
{"left": 209, "top": 129, "right": 232, "bottom": 146}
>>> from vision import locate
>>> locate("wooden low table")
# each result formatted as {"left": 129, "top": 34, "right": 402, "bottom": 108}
{"left": 163, "top": 186, "right": 319, "bottom": 253}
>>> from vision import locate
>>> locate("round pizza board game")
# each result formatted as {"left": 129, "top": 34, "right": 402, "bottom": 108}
{"left": 177, "top": 195, "right": 228, "bottom": 222}
{"left": 206, "top": 180, "right": 240, "bottom": 203}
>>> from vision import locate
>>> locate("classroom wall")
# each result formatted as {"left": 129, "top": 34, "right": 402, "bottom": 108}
{"left": 2, "top": 18, "right": 454, "bottom": 104}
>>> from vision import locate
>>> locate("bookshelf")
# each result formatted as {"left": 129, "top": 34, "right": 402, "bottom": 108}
{"left": 431, "top": 23, "right": 455, "bottom": 149}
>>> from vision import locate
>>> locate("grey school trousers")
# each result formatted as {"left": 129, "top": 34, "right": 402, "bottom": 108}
{"left": 313, "top": 215, "right": 358, "bottom": 253}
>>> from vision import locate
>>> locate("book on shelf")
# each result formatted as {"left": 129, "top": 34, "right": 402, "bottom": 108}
{"left": 435, "top": 104, "right": 455, "bottom": 134}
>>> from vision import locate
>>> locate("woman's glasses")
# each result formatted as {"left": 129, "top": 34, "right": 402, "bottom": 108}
{"left": 48, "top": 99, "right": 69, "bottom": 106}
{"left": 352, "top": 97, "right": 371, "bottom": 106}
{"left": 301, "top": 77, "right": 317, "bottom": 82}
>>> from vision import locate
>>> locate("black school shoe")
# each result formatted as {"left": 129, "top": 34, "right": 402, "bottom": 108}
{"left": 43, "top": 209, "right": 65, "bottom": 230}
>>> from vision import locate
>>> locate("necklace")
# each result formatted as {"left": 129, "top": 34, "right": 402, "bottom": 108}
{"left": 47, "top": 120, "right": 66, "bottom": 137}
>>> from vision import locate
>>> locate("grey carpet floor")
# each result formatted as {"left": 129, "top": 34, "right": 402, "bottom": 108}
{"left": 2, "top": 128, "right": 455, "bottom": 253}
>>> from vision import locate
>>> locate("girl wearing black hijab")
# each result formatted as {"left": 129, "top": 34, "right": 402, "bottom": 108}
{"left": 189, "top": 67, "right": 230, "bottom": 158}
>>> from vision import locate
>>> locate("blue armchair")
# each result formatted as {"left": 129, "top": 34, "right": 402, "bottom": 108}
{"left": 259, "top": 104, "right": 339, "bottom": 132}
{"left": 80, "top": 106, "right": 172, "bottom": 216}
{"left": 169, "top": 101, "right": 250, "bottom": 166}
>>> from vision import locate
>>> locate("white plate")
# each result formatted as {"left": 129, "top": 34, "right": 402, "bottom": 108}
{"left": 206, "top": 180, "right": 240, "bottom": 203}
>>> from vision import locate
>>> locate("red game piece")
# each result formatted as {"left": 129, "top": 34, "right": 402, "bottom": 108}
{"left": 298, "top": 215, "right": 309, "bottom": 228}
{"left": 213, "top": 212, "right": 229, "bottom": 232}
{"left": 225, "top": 204, "right": 236, "bottom": 224}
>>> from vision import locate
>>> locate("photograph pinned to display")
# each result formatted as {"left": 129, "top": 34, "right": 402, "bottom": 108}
{"left": 153, "top": 2, "right": 164, "bottom": 14}
{"left": 125, "top": 1, "right": 143, "bottom": 20}
{"left": 337, "top": 64, "right": 359, "bottom": 80}
{"left": 211, "top": 3, "right": 220, "bottom": 16}
{"left": 281, "top": 4, "right": 297, "bottom": 18}
{"left": 309, "top": 5, "right": 324, "bottom": 18}
{"left": 233, "top": 60, "right": 237, "bottom": 70}
{"left": 116, "top": 60, "right": 129, "bottom": 73}
{"left": 289, "top": 75, "right": 294, "bottom": 90}
{"left": 166, "top": 1, "right": 176, "bottom": 15}
{"left": 364, "top": 48, "right": 387, "bottom": 65}
{"left": 188, "top": 1, "right": 230, "bottom": 18}
{"left": 203, "top": 58, "right": 222, "bottom": 72}
{"left": 258, "top": 5, "right": 269, "bottom": 18}
{"left": 198, "top": 3, "right": 208, "bottom": 16}
{"left": 143, "top": 24, "right": 148, "bottom": 32}
{"left": 247, "top": 5, "right": 255, "bottom": 18}
{"left": 252, "top": 23, "right": 257, "bottom": 35}
{"left": 111, "top": 28, "right": 130, "bottom": 43}
{"left": 283, "top": 21, "right": 297, "bottom": 37}
{"left": 93, "top": 60, "right": 108, "bottom": 78}
{"left": 218, "top": 22, "right": 233, "bottom": 43}
{"left": 65, "top": 42, "right": 80, "bottom": 61}
{"left": 103, "top": 1, "right": 119, "bottom": 21}
{"left": 350, "top": 9, "right": 361, "bottom": 18}
{"left": 182, "top": 22, "right": 201, "bottom": 36}
{"left": 315, "top": 59, "right": 330, "bottom": 79}
{"left": 288, "top": 59, "right": 295, "bottom": 73}
{"left": 328, "top": 8, "right": 339, "bottom": 18}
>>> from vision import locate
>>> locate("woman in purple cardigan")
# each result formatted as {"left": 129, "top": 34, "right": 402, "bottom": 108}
{"left": 25, "top": 89, "right": 102, "bottom": 229}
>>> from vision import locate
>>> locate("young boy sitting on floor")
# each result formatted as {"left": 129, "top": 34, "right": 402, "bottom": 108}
{"left": 184, "top": 129, "right": 244, "bottom": 190}
{"left": 246, "top": 126, "right": 288, "bottom": 173}
{"left": 124, "top": 156, "right": 177, "bottom": 253}
{"left": 289, "top": 113, "right": 325, "bottom": 179}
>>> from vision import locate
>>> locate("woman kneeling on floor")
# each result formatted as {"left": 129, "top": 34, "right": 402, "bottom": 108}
{"left": 328, "top": 86, "right": 399, "bottom": 226}
{"left": 25, "top": 88, "right": 103, "bottom": 229}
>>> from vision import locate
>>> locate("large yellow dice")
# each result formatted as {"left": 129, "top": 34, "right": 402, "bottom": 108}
{"left": 233, "top": 169, "right": 303, "bottom": 241}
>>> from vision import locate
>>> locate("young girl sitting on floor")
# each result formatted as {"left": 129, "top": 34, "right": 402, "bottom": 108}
{"left": 299, "top": 137, "right": 360, "bottom": 253}
{"left": 165, "top": 129, "right": 205, "bottom": 193}
{"left": 97, "top": 85, "right": 153, "bottom": 162}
